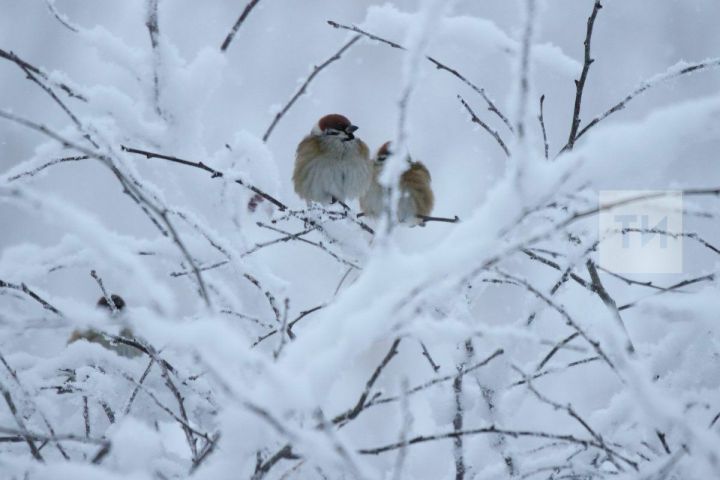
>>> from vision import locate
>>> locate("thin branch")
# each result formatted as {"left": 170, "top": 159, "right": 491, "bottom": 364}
{"left": 0, "top": 381, "right": 44, "bottom": 461}
{"left": 573, "top": 57, "right": 720, "bottom": 145}
{"left": 90, "top": 270, "right": 118, "bottom": 313}
{"left": 332, "top": 338, "right": 402, "bottom": 425}
{"left": 538, "top": 94, "right": 549, "bottom": 159}
{"left": 121, "top": 145, "right": 287, "bottom": 211}
{"left": 535, "top": 333, "right": 580, "bottom": 372}
{"left": 262, "top": 35, "right": 361, "bottom": 142}
{"left": 497, "top": 269, "right": 617, "bottom": 374}
{"left": 358, "top": 425, "right": 602, "bottom": 455}
{"left": 419, "top": 341, "right": 441, "bottom": 373}
{"left": 328, "top": 20, "right": 513, "bottom": 132}
{"left": 565, "top": 0, "right": 603, "bottom": 152}
{"left": 44, "top": 0, "right": 79, "bottom": 32}
{"left": 585, "top": 260, "right": 635, "bottom": 354}
{"left": 0, "top": 279, "right": 63, "bottom": 316}
{"left": 122, "top": 358, "right": 155, "bottom": 416}
{"left": 458, "top": 95, "right": 510, "bottom": 157}
{"left": 417, "top": 214, "right": 460, "bottom": 224}
{"left": 145, "top": 0, "right": 163, "bottom": 116}
{"left": 220, "top": 0, "right": 263, "bottom": 52}
{"left": 0, "top": 351, "right": 69, "bottom": 459}
{"left": 6, "top": 155, "right": 89, "bottom": 182}
{"left": 0, "top": 48, "right": 86, "bottom": 101}
{"left": 515, "top": 0, "right": 537, "bottom": 140}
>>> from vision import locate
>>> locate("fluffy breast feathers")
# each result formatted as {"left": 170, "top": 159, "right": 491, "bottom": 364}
{"left": 293, "top": 135, "right": 371, "bottom": 204}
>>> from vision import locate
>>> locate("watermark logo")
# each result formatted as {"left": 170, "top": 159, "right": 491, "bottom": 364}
{"left": 598, "top": 190, "right": 683, "bottom": 274}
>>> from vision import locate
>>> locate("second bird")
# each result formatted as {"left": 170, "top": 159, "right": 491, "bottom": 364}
{"left": 360, "top": 142, "right": 434, "bottom": 225}
{"left": 293, "top": 114, "right": 371, "bottom": 205}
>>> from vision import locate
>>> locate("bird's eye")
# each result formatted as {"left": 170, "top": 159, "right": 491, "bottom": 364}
{"left": 325, "top": 129, "right": 340, "bottom": 136}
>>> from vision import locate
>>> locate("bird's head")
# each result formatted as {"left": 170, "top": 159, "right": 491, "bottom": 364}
{"left": 312, "top": 114, "right": 359, "bottom": 142}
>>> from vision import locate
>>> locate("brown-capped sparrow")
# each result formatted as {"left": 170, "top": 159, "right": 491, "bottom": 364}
{"left": 292, "top": 114, "right": 371, "bottom": 205}
{"left": 360, "top": 142, "right": 435, "bottom": 225}
{"left": 67, "top": 294, "right": 140, "bottom": 358}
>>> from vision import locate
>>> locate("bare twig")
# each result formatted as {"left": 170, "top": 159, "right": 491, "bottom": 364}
{"left": 328, "top": 20, "right": 513, "bottom": 132}
{"left": 572, "top": 57, "right": 720, "bottom": 146}
{"left": 419, "top": 341, "right": 441, "bottom": 373}
{"left": 565, "top": 0, "right": 603, "bottom": 152}
{"left": 332, "top": 339, "right": 402, "bottom": 425}
{"left": 262, "top": 35, "right": 361, "bottom": 142}
{"left": 538, "top": 94, "right": 549, "bottom": 159}
{"left": 358, "top": 425, "right": 602, "bottom": 455}
{"left": 121, "top": 145, "right": 287, "bottom": 211}
{"left": 122, "top": 358, "right": 155, "bottom": 416}
{"left": 458, "top": 95, "right": 510, "bottom": 157}
{"left": 585, "top": 260, "right": 635, "bottom": 354}
{"left": 535, "top": 333, "right": 580, "bottom": 372}
{"left": 220, "top": 0, "right": 263, "bottom": 52}
{"left": 418, "top": 214, "right": 460, "bottom": 224}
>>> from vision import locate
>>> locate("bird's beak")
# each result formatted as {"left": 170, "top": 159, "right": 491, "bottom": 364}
{"left": 343, "top": 125, "right": 358, "bottom": 141}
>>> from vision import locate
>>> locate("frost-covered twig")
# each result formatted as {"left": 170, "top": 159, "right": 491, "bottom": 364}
{"left": 327, "top": 20, "right": 513, "bottom": 133}
{"left": 515, "top": 0, "right": 537, "bottom": 141}
{"left": 458, "top": 95, "right": 510, "bottom": 157}
{"left": 90, "top": 269, "right": 118, "bottom": 313}
{"left": 220, "top": 0, "right": 263, "bottom": 52}
{"left": 391, "top": 379, "right": 412, "bottom": 480}
{"left": 262, "top": 35, "right": 361, "bottom": 142}
{"left": 565, "top": 0, "right": 603, "bottom": 152}
{"left": 273, "top": 298, "right": 290, "bottom": 359}
{"left": 6, "top": 155, "right": 89, "bottom": 182}
{"left": 0, "top": 351, "right": 69, "bottom": 459}
{"left": 0, "top": 380, "right": 44, "bottom": 461}
{"left": 0, "top": 278, "right": 63, "bottom": 316}
{"left": 145, "top": 0, "right": 163, "bottom": 116}
{"left": 0, "top": 47, "right": 86, "bottom": 101}
{"left": 44, "top": 0, "right": 79, "bottom": 33}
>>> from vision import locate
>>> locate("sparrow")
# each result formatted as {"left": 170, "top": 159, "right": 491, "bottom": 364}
{"left": 67, "top": 294, "right": 140, "bottom": 358}
{"left": 292, "top": 114, "right": 371, "bottom": 205}
{"left": 360, "top": 142, "right": 435, "bottom": 224}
